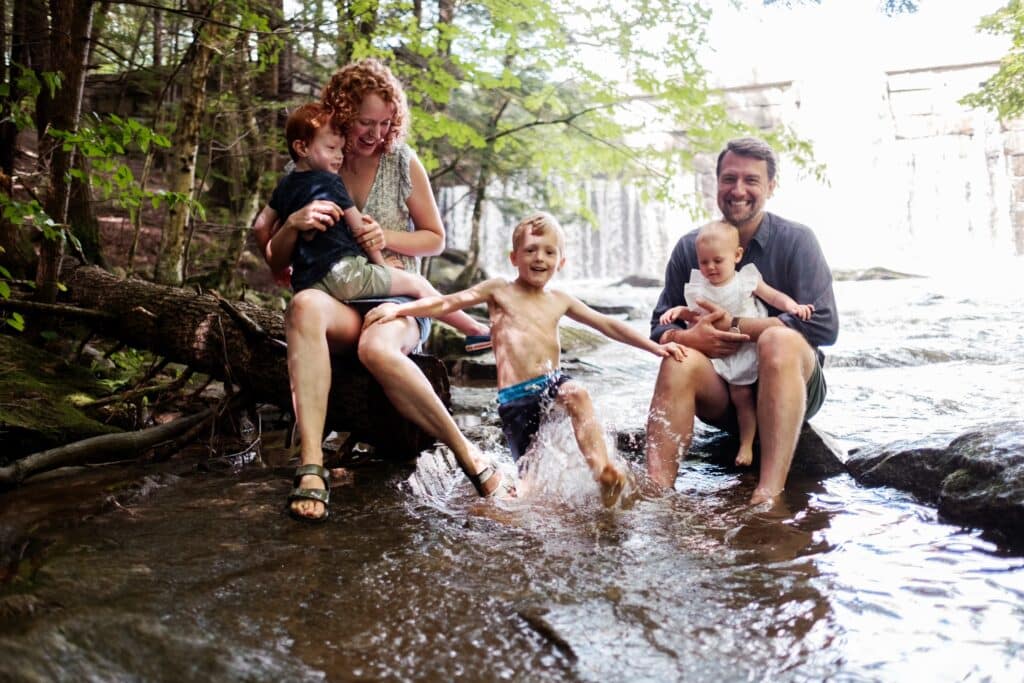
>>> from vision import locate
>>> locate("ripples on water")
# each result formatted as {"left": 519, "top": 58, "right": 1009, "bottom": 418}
{"left": 1, "top": 272, "right": 1023, "bottom": 681}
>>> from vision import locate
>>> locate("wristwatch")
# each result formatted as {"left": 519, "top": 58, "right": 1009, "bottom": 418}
{"left": 730, "top": 317, "right": 742, "bottom": 333}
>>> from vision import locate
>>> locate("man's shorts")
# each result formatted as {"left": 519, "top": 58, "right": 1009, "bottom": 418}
{"left": 804, "top": 353, "right": 827, "bottom": 421}
{"left": 497, "top": 371, "right": 572, "bottom": 462}
{"left": 311, "top": 255, "right": 392, "bottom": 301}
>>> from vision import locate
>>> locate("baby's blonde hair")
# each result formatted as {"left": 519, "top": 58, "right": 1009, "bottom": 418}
{"left": 696, "top": 220, "right": 739, "bottom": 249}
{"left": 511, "top": 211, "right": 565, "bottom": 251}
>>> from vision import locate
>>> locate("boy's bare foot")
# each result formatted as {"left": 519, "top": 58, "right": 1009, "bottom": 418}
{"left": 596, "top": 462, "right": 631, "bottom": 508}
{"left": 735, "top": 447, "right": 754, "bottom": 467}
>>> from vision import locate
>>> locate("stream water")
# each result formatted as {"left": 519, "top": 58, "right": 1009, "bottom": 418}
{"left": 1, "top": 270, "right": 1023, "bottom": 682}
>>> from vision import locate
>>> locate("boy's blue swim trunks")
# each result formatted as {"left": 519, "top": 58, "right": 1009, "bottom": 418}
{"left": 497, "top": 371, "right": 571, "bottom": 462}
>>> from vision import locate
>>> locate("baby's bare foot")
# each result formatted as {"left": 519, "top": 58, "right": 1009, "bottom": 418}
{"left": 735, "top": 447, "right": 753, "bottom": 467}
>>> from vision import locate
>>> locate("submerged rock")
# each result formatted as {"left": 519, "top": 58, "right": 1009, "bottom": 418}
{"left": 832, "top": 266, "right": 923, "bottom": 281}
{"left": 847, "top": 422, "right": 1024, "bottom": 545}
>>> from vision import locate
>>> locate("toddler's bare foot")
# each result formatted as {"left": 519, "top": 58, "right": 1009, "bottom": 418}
{"left": 596, "top": 462, "right": 631, "bottom": 508}
{"left": 735, "top": 446, "right": 753, "bottom": 467}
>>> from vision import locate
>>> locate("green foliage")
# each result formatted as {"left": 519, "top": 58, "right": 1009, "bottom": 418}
{"left": 961, "top": 1, "right": 1024, "bottom": 119}
{"left": 94, "top": 347, "right": 152, "bottom": 394}
{"left": 763, "top": 0, "right": 917, "bottom": 14}
{"left": 0, "top": 254, "right": 25, "bottom": 332}
{"left": 49, "top": 114, "right": 203, "bottom": 222}
{"left": 0, "top": 67, "right": 62, "bottom": 131}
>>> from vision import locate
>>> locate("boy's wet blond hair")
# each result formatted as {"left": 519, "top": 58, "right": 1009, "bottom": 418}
{"left": 511, "top": 211, "right": 565, "bottom": 252}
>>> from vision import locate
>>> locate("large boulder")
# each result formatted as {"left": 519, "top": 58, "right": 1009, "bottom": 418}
{"left": 611, "top": 275, "right": 663, "bottom": 288}
{"left": 424, "top": 249, "right": 489, "bottom": 293}
{"left": 615, "top": 421, "right": 847, "bottom": 478}
{"left": 846, "top": 422, "right": 1024, "bottom": 546}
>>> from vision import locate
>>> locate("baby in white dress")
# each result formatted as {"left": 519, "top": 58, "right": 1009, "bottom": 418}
{"left": 660, "top": 221, "right": 815, "bottom": 467}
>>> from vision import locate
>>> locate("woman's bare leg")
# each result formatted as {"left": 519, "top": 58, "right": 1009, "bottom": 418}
{"left": 730, "top": 383, "right": 756, "bottom": 467}
{"left": 387, "top": 268, "right": 489, "bottom": 337}
{"left": 357, "top": 316, "right": 504, "bottom": 495}
{"left": 286, "top": 289, "right": 361, "bottom": 519}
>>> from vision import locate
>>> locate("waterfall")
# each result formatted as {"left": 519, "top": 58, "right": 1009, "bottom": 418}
{"left": 437, "top": 63, "right": 1024, "bottom": 280}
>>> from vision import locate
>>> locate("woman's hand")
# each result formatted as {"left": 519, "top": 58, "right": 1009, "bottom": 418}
{"left": 351, "top": 214, "right": 387, "bottom": 254}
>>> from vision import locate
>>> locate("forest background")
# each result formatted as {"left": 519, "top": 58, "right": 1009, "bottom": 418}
{"left": 0, "top": 0, "right": 1022, "bottom": 469}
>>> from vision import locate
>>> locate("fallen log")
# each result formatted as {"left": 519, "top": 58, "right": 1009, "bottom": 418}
{"left": 0, "top": 407, "right": 215, "bottom": 486}
{"left": 59, "top": 264, "right": 449, "bottom": 455}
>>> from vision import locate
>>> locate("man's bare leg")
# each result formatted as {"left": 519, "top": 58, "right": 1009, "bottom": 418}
{"left": 645, "top": 351, "right": 730, "bottom": 488}
{"left": 750, "top": 327, "right": 817, "bottom": 505}
{"left": 730, "top": 383, "right": 757, "bottom": 467}
{"left": 556, "top": 381, "right": 627, "bottom": 506}
{"left": 358, "top": 317, "right": 507, "bottom": 496}
{"left": 286, "top": 290, "right": 361, "bottom": 519}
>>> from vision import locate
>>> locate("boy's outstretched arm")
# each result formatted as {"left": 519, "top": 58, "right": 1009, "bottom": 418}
{"left": 362, "top": 278, "right": 500, "bottom": 329}
{"left": 754, "top": 280, "right": 815, "bottom": 321}
{"left": 564, "top": 295, "right": 687, "bottom": 361}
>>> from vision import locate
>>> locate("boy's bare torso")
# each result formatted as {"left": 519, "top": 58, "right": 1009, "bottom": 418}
{"left": 485, "top": 279, "right": 570, "bottom": 388}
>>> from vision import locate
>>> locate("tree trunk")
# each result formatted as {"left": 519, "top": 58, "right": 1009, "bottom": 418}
{"left": 154, "top": 1, "right": 219, "bottom": 286}
{"left": 35, "top": 0, "right": 93, "bottom": 303}
{"left": 152, "top": 6, "right": 162, "bottom": 68}
{"left": 455, "top": 97, "right": 509, "bottom": 290}
{"left": 59, "top": 264, "right": 450, "bottom": 455}
{"left": 211, "top": 31, "right": 265, "bottom": 292}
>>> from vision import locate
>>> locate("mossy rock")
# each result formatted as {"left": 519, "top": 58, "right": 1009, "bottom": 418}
{"left": 0, "top": 334, "right": 121, "bottom": 463}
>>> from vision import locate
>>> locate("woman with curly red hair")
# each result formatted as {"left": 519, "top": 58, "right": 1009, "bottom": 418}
{"left": 254, "top": 59, "right": 511, "bottom": 521}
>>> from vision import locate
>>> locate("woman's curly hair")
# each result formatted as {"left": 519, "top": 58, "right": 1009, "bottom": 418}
{"left": 321, "top": 58, "right": 408, "bottom": 154}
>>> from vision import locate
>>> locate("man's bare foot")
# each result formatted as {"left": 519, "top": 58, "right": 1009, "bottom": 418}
{"left": 596, "top": 462, "right": 631, "bottom": 508}
{"left": 735, "top": 446, "right": 754, "bottom": 467}
{"left": 749, "top": 486, "right": 781, "bottom": 506}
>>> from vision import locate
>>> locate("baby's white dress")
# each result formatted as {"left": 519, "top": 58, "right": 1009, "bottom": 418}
{"left": 683, "top": 263, "right": 767, "bottom": 385}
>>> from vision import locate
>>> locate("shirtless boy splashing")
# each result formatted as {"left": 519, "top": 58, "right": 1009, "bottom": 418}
{"left": 364, "top": 212, "right": 687, "bottom": 505}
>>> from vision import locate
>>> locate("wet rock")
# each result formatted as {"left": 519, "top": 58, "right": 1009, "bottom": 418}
{"left": 611, "top": 275, "right": 663, "bottom": 288}
{"left": 435, "top": 323, "right": 609, "bottom": 381}
{"left": 614, "top": 422, "right": 847, "bottom": 478}
{"left": 582, "top": 302, "right": 646, "bottom": 320}
{"left": 832, "top": 266, "right": 923, "bottom": 281}
{"left": 847, "top": 421, "right": 1024, "bottom": 544}
{"left": 424, "top": 248, "right": 489, "bottom": 293}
